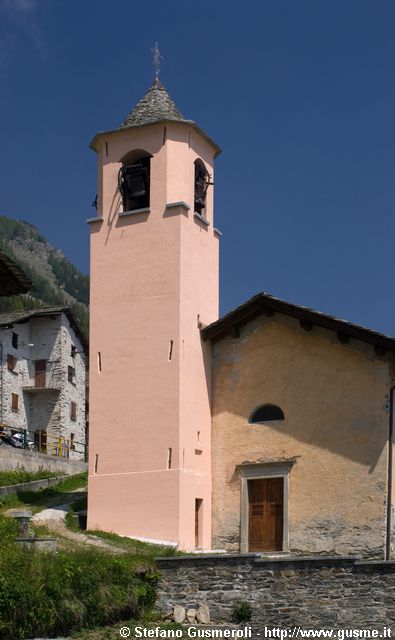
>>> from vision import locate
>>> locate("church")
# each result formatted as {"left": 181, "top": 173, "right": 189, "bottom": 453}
{"left": 86, "top": 77, "right": 395, "bottom": 560}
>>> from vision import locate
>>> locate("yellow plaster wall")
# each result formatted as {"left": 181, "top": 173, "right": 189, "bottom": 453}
{"left": 211, "top": 313, "right": 392, "bottom": 558}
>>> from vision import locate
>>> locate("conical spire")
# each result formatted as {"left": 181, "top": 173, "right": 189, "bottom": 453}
{"left": 90, "top": 78, "right": 221, "bottom": 157}
{"left": 119, "top": 78, "right": 193, "bottom": 129}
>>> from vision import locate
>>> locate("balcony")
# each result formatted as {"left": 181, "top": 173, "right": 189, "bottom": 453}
{"left": 22, "top": 385, "right": 60, "bottom": 394}
{"left": 21, "top": 360, "right": 62, "bottom": 393}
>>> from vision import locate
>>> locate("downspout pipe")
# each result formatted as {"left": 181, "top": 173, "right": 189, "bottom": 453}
{"left": 385, "top": 385, "right": 395, "bottom": 561}
{"left": 0, "top": 342, "right": 3, "bottom": 424}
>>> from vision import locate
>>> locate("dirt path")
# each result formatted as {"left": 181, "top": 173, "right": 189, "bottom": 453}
{"left": 38, "top": 517, "right": 124, "bottom": 553}
{"left": 30, "top": 489, "right": 124, "bottom": 553}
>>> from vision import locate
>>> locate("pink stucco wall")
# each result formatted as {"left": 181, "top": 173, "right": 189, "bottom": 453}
{"left": 87, "top": 121, "right": 219, "bottom": 549}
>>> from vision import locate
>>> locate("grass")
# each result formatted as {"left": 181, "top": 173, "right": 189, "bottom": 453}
{"left": 0, "top": 472, "right": 184, "bottom": 638}
{"left": 62, "top": 518, "right": 181, "bottom": 567}
{"left": 0, "top": 511, "right": 158, "bottom": 640}
{"left": 0, "top": 471, "right": 87, "bottom": 513}
{"left": 84, "top": 529, "right": 181, "bottom": 559}
{"left": 61, "top": 490, "right": 180, "bottom": 561}
{"left": 70, "top": 621, "right": 185, "bottom": 639}
{"left": 0, "top": 467, "right": 60, "bottom": 487}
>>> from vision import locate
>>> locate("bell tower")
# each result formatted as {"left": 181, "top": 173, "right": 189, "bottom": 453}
{"left": 87, "top": 78, "right": 221, "bottom": 550}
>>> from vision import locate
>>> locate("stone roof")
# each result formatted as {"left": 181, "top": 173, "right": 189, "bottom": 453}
{"left": 201, "top": 291, "right": 395, "bottom": 355}
{"left": 90, "top": 79, "right": 221, "bottom": 157}
{"left": 119, "top": 78, "right": 192, "bottom": 129}
{"left": 0, "top": 249, "right": 31, "bottom": 297}
{"left": 0, "top": 306, "right": 87, "bottom": 352}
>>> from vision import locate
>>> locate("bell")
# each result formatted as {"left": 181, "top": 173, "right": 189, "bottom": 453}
{"left": 128, "top": 176, "right": 146, "bottom": 198}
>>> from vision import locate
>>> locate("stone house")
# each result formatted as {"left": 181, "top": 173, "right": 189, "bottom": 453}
{"left": 0, "top": 306, "right": 87, "bottom": 460}
{"left": 87, "top": 78, "right": 395, "bottom": 559}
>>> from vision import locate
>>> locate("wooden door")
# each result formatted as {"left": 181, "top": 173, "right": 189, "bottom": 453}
{"left": 34, "top": 429, "right": 47, "bottom": 453}
{"left": 34, "top": 360, "right": 46, "bottom": 388}
{"left": 248, "top": 478, "right": 283, "bottom": 552}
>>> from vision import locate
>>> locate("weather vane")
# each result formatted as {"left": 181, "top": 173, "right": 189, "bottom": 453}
{"left": 151, "top": 42, "right": 163, "bottom": 79}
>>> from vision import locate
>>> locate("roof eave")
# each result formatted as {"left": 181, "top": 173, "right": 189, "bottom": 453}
{"left": 0, "top": 250, "right": 32, "bottom": 296}
{"left": 89, "top": 119, "right": 222, "bottom": 157}
{"left": 201, "top": 292, "right": 395, "bottom": 354}
{"left": 0, "top": 306, "right": 88, "bottom": 354}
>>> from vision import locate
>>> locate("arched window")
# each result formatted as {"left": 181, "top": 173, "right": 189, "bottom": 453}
{"left": 118, "top": 150, "right": 151, "bottom": 212}
{"left": 249, "top": 404, "right": 285, "bottom": 424}
{"left": 194, "top": 159, "right": 210, "bottom": 216}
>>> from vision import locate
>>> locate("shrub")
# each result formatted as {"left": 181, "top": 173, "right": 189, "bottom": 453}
{"left": 231, "top": 601, "right": 252, "bottom": 623}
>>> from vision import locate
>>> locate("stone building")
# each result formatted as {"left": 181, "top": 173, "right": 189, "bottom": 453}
{"left": 0, "top": 306, "right": 87, "bottom": 459}
{"left": 87, "top": 78, "right": 395, "bottom": 559}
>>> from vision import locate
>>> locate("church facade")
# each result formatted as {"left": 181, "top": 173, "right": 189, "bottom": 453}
{"left": 205, "top": 293, "right": 395, "bottom": 559}
{"left": 87, "top": 79, "right": 395, "bottom": 559}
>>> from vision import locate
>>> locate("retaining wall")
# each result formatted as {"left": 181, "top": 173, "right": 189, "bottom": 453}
{"left": 0, "top": 446, "right": 87, "bottom": 474}
{"left": 156, "top": 555, "right": 395, "bottom": 635}
{"left": 0, "top": 474, "right": 70, "bottom": 496}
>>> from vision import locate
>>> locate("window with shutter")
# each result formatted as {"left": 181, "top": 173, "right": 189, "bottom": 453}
{"left": 11, "top": 393, "right": 18, "bottom": 412}
{"left": 7, "top": 354, "right": 15, "bottom": 372}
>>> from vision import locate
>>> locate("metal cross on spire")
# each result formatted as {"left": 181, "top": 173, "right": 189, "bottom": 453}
{"left": 151, "top": 42, "right": 163, "bottom": 79}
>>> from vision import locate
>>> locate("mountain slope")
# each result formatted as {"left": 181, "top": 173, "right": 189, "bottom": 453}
{"left": 0, "top": 216, "right": 89, "bottom": 338}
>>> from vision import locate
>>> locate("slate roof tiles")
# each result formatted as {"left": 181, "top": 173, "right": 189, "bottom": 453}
{"left": 119, "top": 78, "right": 192, "bottom": 129}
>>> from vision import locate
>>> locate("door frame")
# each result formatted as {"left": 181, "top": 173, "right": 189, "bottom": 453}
{"left": 34, "top": 359, "right": 46, "bottom": 388}
{"left": 237, "top": 461, "right": 294, "bottom": 553}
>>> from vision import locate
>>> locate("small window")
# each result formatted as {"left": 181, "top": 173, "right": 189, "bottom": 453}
{"left": 249, "top": 404, "right": 285, "bottom": 424}
{"left": 68, "top": 366, "right": 75, "bottom": 383}
{"left": 70, "top": 402, "right": 77, "bottom": 421}
{"left": 71, "top": 345, "right": 76, "bottom": 358}
{"left": 11, "top": 393, "right": 18, "bottom": 412}
{"left": 195, "top": 498, "right": 203, "bottom": 548}
{"left": 70, "top": 433, "right": 75, "bottom": 451}
{"left": 12, "top": 332, "right": 18, "bottom": 349}
{"left": 7, "top": 354, "right": 16, "bottom": 372}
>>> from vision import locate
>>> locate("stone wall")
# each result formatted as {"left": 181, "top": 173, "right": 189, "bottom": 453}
{"left": 156, "top": 555, "right": 395, "bottom": 635}
{"left": 58, "top": 315, "right": 86, "bottom": 459}
{"left": 0, "top": 321, "right": 30, "bottom": 430}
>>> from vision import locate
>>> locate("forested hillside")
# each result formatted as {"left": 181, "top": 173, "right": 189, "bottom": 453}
{"left": 0, "top": 216, "right": 89, "bottom": 338}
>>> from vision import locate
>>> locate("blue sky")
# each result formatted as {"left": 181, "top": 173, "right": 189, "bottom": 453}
{"left": 1, "top": 0, "right": 394, "bottom": 333}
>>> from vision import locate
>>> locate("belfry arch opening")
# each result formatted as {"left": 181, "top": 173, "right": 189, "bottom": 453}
{"left": 194, "top": 159, "right": 210, "bottom": 217}
{"left": 118, "top": 149, "right": 151, "bottom": 212}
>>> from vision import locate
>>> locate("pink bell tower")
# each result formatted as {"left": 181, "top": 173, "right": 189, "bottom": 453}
{"left": 87, "top": 77, "right": 221, "bottom": 550}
